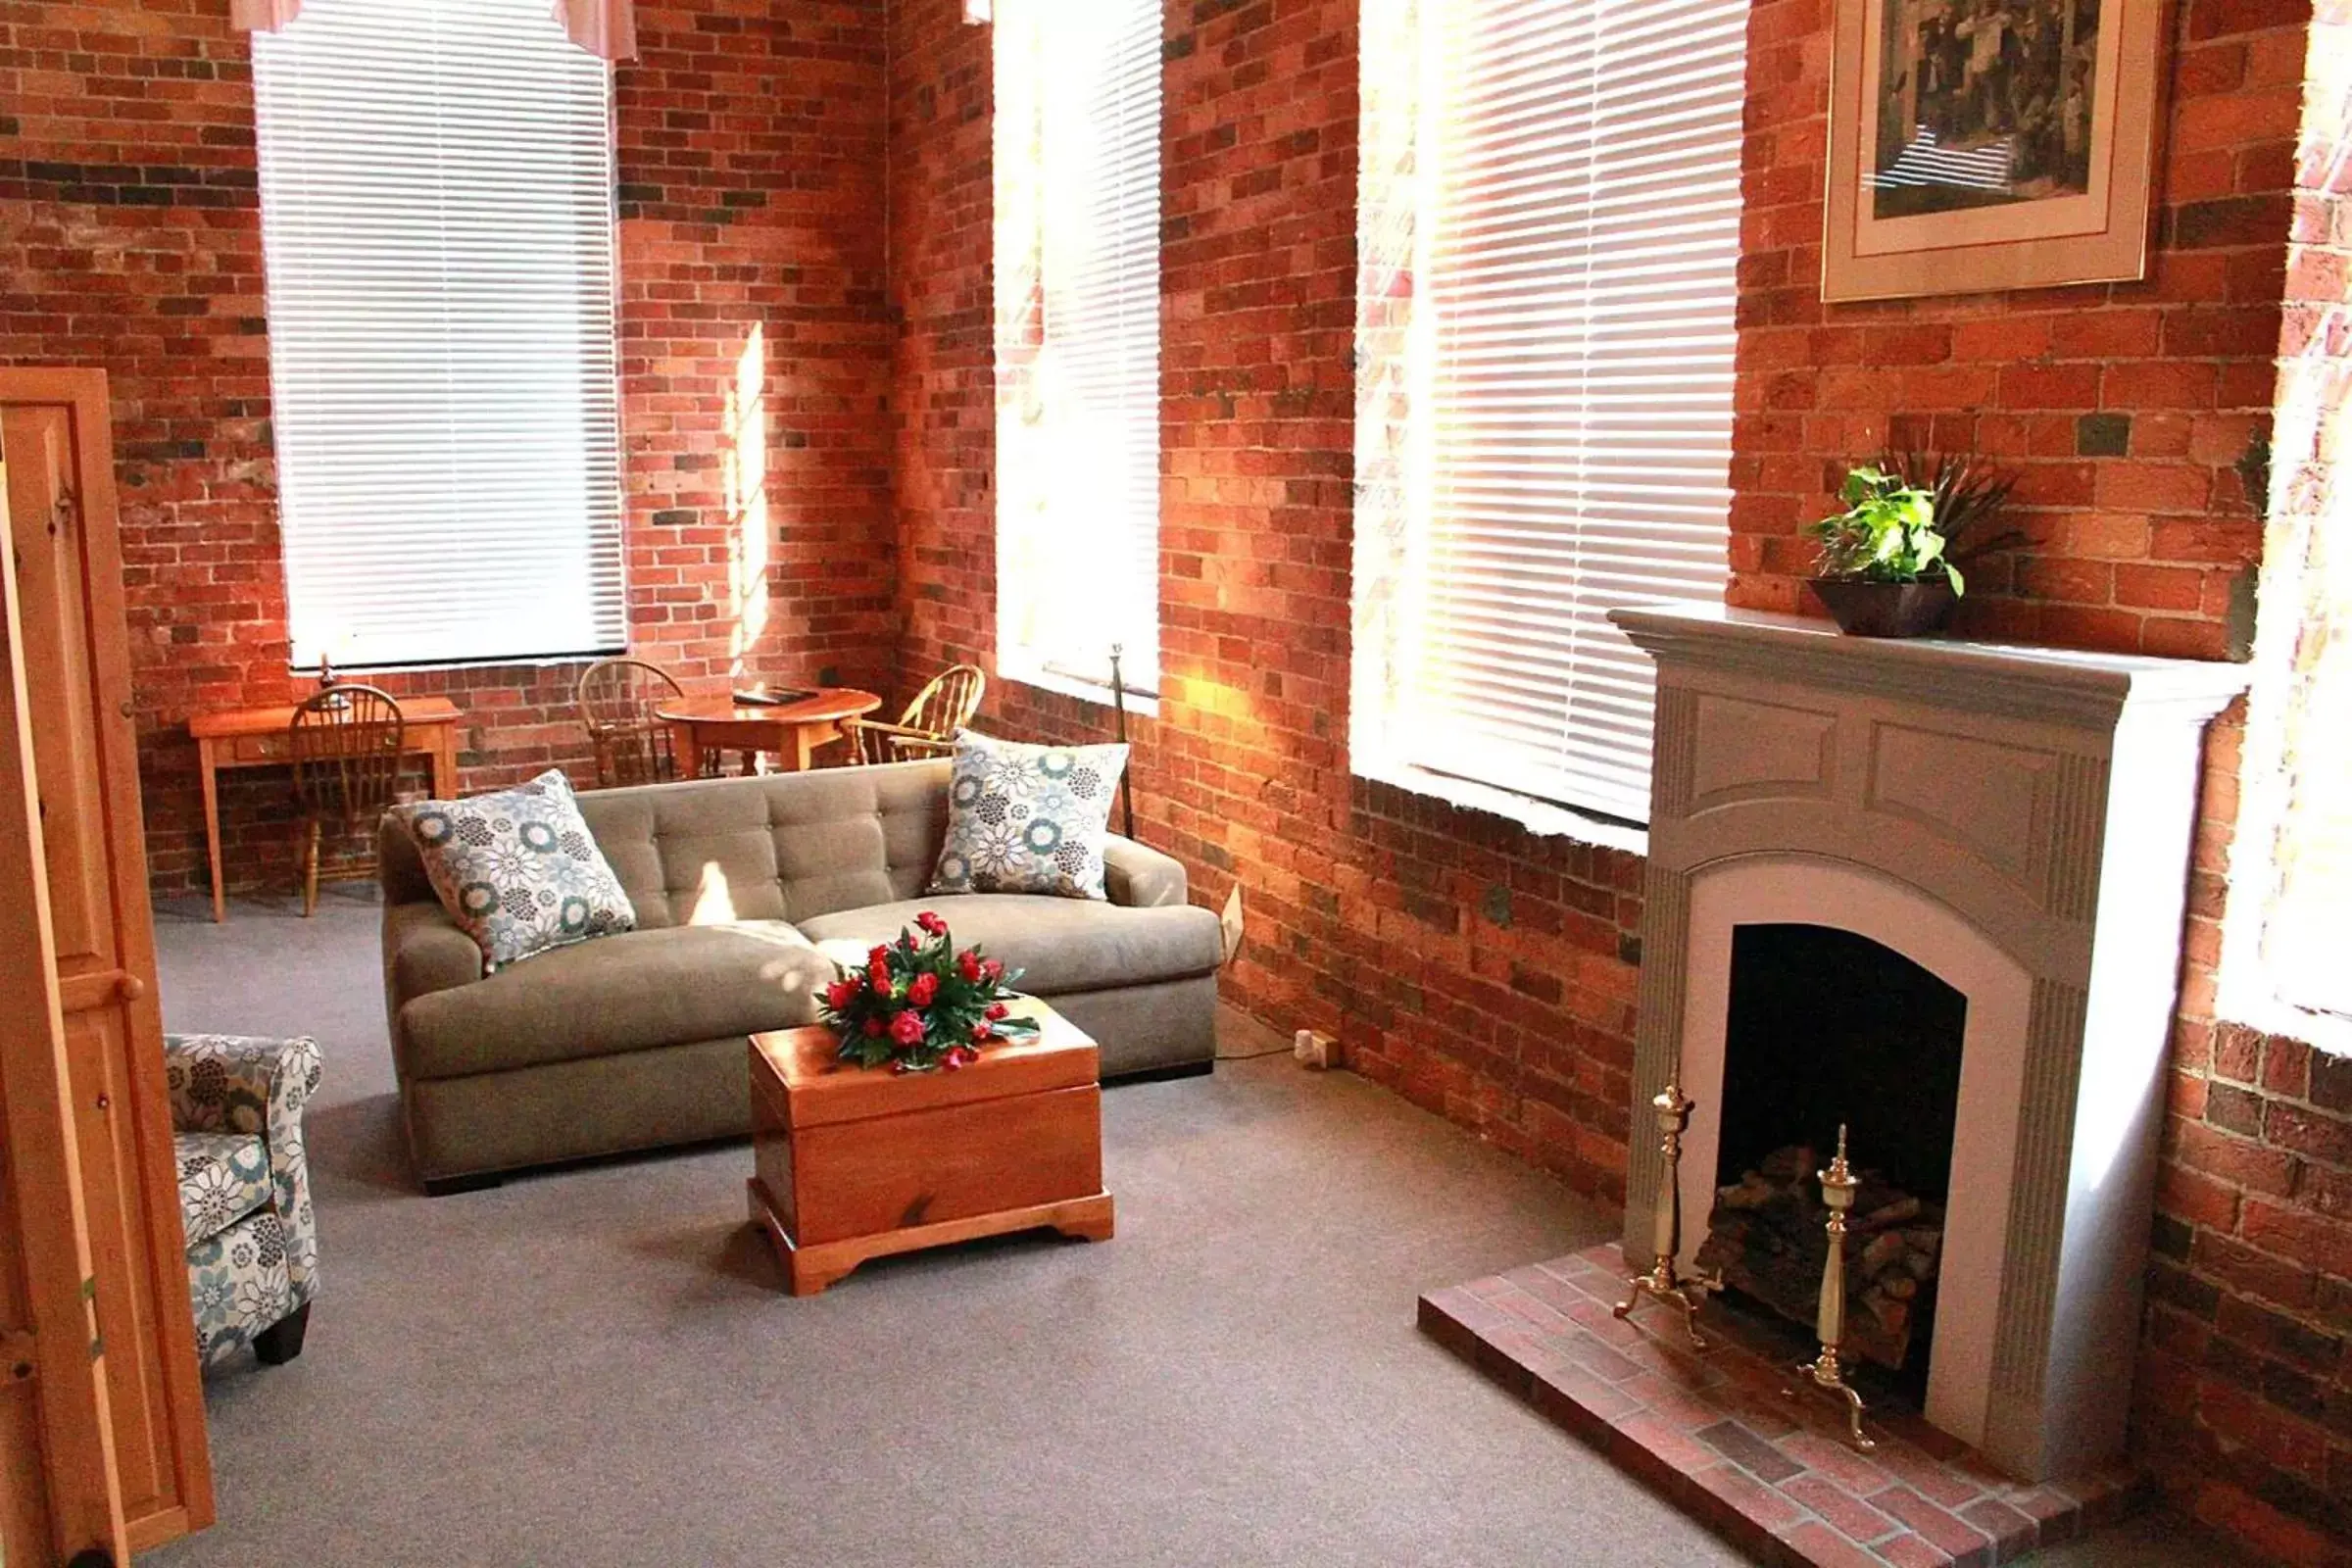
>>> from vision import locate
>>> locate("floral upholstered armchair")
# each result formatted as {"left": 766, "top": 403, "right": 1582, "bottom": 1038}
{"left": 163, "top": 1033, "right": 322, "bottom": 1367}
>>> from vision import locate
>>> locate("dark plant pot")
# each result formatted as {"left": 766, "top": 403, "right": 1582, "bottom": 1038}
{"left": 1807, "top": 577, "right": 1960, "bottom": 638}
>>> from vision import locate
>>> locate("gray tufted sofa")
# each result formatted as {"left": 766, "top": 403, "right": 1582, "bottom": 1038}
{"left": 379, "top": 759, "right": 1222, "bottom": 1193}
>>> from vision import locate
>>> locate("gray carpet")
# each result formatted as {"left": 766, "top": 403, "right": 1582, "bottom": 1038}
{"left": 142, "top": 887, "right": 2241, "bottom": 1568}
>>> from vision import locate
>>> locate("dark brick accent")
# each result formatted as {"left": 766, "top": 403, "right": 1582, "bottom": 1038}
{"left": 2076, "top": 414, "right": 2132, "bottom": 457}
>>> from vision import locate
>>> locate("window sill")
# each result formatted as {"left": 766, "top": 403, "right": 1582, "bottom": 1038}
{"left": 2216, "top": 981, "right": 2352, "bottom": 1062}
{"left": 290, "top": 649, "right": 621, "bottom": 680}
{"left": 1001, "top": 662, "right": 1160, "bottom": 722}
{"left": 1353, "top": 760, "right": 1650, "bottom": 858}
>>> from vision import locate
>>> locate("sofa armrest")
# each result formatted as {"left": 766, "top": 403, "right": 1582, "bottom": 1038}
{"left": 384, "top": 899, "right": 484, "bottom": 1008}
{"left": 1102, "top": 834, "right": 1188, "bottom": 908}
{"left": 163, "top": 1034, "right": 323, "bottom": 1295}
{"left": 378, "top": 810, "right": 436, "bottom": 906}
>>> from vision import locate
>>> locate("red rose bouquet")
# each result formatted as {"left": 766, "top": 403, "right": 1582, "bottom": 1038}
{"left": 818, "top": 910, "right": 1036, "bottom": 1072}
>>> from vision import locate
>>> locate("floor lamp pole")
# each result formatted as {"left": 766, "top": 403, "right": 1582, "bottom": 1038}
{"left": 1109, "top": 645, "right": 1137, "bottom": 842}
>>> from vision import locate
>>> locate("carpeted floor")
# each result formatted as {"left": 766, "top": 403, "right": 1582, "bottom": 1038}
{"left": 142, "top": 888, "right": 2244, "bottom": 1568}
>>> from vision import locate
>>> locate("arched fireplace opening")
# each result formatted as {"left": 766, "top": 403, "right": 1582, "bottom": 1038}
{"left": 1698, "top": 921, "right": 1969, "bottom": 1404}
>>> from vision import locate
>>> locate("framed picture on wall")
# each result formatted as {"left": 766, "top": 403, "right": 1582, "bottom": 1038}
{"left": 1823, "top": 0, "right": 2164, "bottom": 302}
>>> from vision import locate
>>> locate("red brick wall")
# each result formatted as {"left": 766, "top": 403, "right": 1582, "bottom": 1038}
{"left": 888, "top": 0, "right": 995, "bottom": 685}
{"left": 616, "top": 0, "right": 894, "bottom": 692}
{"left": 1731, "top": 0, "right": 2292, "bottom": 656}
{"left": 1737, "top": 0, "right": 2347, "bottom": 1558}
{"left": 887, "top": 0, "right": 1643, "bottom": 1204}
{"left": 0, "top": 0, "right": 895, "bottom": 897}
{"left": 885, "top": 0, "right": 2349, "bottom": 1557}
{"left": 2124, "top": 10, "right": 2352, "bottom": 1553}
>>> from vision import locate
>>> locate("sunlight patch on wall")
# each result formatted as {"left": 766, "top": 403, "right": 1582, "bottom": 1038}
{"left": 725, "top": 320, "right": 770, "bottom": 681}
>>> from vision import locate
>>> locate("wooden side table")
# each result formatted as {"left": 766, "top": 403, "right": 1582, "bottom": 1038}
{"left": 747, "top": 999, "right": 1114, "bottom": 1296}
{"left": 656, "top": 689, "right": 882, "bottom": 778}
{"left": 187, "top": 696, "right": 464, "bottom": 923}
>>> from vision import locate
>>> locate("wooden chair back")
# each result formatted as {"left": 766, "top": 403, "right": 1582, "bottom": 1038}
{"left": 576, "top": 657, "right": 684, "bottom": 787}
{"left": 845, "top": 663, "right": 987, "bottom": 764}
{"left": 900, "top": 663, "right": 986, "bottom": 738}
{"left": 289, "top": 685, "right": 407, "bottom": 824}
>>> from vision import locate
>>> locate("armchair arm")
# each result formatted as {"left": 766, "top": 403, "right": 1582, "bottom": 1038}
{"left": 163, "top": 1034, "right": 323, "bottom": 1298}
{"left": 164, "top": 1033, "right": 323, "bottom": 1139}
{"left": 1102, "top": 834, "right": 1188, "bottom": 908}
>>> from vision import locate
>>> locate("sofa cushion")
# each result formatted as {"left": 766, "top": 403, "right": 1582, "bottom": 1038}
{"left": 928, "top": 732, "right": 1129, "bottom": 900}
{"left": 175, "top": 1131, "right": 270, "bottom": 1248}
{"left": 397, "top": 920, "right": 833, "bottom": 1080}
{"left": 796, "top": 895, "right": 1222, "bottom": 997}
{"left": 575, "top": 761, "right": 953, "bottom": 930}
{"left": 392, "top": 769, "right": 636, "bottom": 969}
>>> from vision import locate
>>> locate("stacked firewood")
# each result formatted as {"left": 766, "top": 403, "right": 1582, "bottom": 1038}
{"left": 1693, "top": 1144, "right": 1945, "bottom": 1371}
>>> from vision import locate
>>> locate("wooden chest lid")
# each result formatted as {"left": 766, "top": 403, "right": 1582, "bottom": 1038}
{"left": 751, "top": 997, "right": 1099, "bottom": 1129}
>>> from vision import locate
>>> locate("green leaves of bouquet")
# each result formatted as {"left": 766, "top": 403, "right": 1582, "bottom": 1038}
{"left": 818, "top": 910, "right": 1038, "bottom": 1073}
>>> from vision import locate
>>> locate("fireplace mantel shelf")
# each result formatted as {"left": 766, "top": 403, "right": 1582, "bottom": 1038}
{"left": 1614, "top": 603, "right": 2250, "bottom": 728}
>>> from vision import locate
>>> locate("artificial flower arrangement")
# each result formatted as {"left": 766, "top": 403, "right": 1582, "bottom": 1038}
{"left": 817, "top": 910, "right": 1038, "bottom": 1072}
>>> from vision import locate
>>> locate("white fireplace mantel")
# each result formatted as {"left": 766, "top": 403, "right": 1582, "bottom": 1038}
{"left": 1610, "top": 603, "right": 2247, "bottom": 1483}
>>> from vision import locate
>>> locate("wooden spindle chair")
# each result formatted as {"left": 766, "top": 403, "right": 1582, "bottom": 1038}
{"left": 575, "top": 657, "right": 684, "bottom": 788}
{"left": 288, "top": 684, "right": 406, "bottom": 917}
{"left": 842, "top": 663, "right": 987, "bottom": 764}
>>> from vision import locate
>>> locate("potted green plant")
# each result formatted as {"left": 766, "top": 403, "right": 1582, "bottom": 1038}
{"left": 1805, "top": 456, "right": 2015, "bottom": 637}
{"left": 1880, "top": 450, "right": 2022, "bottom": 565}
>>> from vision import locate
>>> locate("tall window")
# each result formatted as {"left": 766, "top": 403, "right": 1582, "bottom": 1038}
{"left": 2221, "top": 285, "right": 2352, "bottom": 1056}
{"left": 993, "top": 0, "right": 1162, "bottom": 703}
{"left": 1352, "top": 0, "right": 1744, "bottom": 826}
{"left": 254, "top": 0, "right": 626, "bottom": 669}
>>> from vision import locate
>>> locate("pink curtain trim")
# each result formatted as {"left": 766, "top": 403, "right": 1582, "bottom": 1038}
{"left": 555, "top": 0, "right": 637, "bottom": 62}
{"left": 230, "top": 0, "right": 303, "bottom": 29}
{"left": 229, "top": 0, "right": 636, "bottom": 64}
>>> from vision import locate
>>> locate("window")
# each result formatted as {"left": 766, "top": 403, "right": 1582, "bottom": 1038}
{"left": 2221, "top": 323, "right": 2352, "bottom": 1056}
{"left": 1351, "top": 0, "right": 1744, "bottom": 826}
{"left": 992, "top": 0, "right": 1162, "bottom": 704}
{"left": 254, "top": 0, "right": 627, "bottom": 669}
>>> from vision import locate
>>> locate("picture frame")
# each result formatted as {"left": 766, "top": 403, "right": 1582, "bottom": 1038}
{"left": 1822, "top": 0, "right": 2165, "bottom": 302}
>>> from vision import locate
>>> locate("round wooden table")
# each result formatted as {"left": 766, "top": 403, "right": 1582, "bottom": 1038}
{"left": 656, "top": 689, "right": 882, "bottom": 777}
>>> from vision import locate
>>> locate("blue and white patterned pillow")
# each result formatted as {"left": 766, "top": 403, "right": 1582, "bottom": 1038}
{"left": 927, "top": 731, "right": 1129, "bottom": 900}
{"left": 392, "top": 769, "right": 635, "bottom": 969}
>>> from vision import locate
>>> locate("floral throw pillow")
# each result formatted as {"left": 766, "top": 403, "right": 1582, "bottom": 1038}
{"left": 392, "top": 769, "right": 636, "bottom": 969}
{"left": 927, "top": 731, "right": 1129, "bottom": 901}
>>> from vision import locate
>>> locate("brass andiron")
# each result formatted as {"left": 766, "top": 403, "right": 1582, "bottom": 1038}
{"left": 1614, "top": 1082, "right": 1722, "bottom": 1348}
{"left": 1789, "top": 1124, "right": 1877, "bottom": 1451}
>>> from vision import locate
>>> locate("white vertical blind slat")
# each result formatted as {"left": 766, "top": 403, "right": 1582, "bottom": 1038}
{"left": 254, "top": 0, "right": 627, "bottom": 670}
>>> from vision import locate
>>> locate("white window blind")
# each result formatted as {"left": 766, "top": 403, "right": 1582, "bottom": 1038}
{"left": 993, "top": 0, "right": 1161, "bottom": 701}
{"left": 254, "top": 0, "right": 627, "bottom": 670}
{"left": 1353, "top": 0, "right": 1743, "bottom": 824}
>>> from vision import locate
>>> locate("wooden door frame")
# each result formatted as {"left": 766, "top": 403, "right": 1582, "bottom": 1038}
{"left": 0, "top": 411, "right": 130, "bottom": 1565}
{"left": 1, "top": 367, "right": 215, "bottom": 1549}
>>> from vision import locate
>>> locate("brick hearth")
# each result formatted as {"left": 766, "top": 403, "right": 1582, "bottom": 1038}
{"left": 1419, "top": 1245, "right": 2150, "bottom": 1568}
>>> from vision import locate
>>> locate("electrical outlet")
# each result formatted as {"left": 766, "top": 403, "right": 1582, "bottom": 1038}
{"left": 1292, "top": 1029, "right": 1338, "bottom": 1071}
